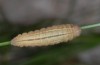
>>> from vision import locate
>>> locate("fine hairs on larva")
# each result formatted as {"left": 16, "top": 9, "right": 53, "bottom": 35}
{"left": 11, "top": 24, "right": 81, "bottom": 47}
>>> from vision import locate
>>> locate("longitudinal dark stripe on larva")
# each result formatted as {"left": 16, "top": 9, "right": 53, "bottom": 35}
{"left": 17, "top": 33, "right": 66, "bottom": 42}
{"left": 11, "top": 24, "right": 81, "bottom": 47}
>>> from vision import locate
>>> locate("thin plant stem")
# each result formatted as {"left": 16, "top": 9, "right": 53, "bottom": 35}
{"left": 0, "top": 41, "right": 10, "bottom": 47}
{"left": 81, "top": 23, "right": 100, "bottom": 29}
{"left": 0, "top": 23, "right": 100, "bottom": 47}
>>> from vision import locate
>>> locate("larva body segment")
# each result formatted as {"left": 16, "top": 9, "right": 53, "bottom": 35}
{"left": 11, "top": 24, "right": 81, "bottom": 47}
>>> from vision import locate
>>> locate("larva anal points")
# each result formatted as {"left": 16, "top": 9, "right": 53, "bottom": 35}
{"left": 11, "top": 24, "right": 81, "bottom": 47}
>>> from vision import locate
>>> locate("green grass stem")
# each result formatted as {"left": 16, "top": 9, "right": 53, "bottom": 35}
{"left": 0, "top": 23, "right": 100, "bottom": 47}
{"left": 0, "top": 41, "right": 10, "bottom": 47}
{"left": 81, "top": 23, "right": 100, "bottom": 29}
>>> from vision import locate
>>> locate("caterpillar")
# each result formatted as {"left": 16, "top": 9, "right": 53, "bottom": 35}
{"left": 11, "top": 24, "right": 81, "bottom": 47}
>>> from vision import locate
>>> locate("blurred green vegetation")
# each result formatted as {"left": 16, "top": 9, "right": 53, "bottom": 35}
{"left": 0, "top": 20, "right": 100, "bottom": 65}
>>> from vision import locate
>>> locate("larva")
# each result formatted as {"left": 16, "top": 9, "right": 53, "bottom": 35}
{"left": 11, "top": 24, "right": 81, "bottom": 47}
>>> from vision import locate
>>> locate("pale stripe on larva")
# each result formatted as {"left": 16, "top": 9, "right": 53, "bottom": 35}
{"left": 11, "top": 24, "right": 81, "bottom": 47}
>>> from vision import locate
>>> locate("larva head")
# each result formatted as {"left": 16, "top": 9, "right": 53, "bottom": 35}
{"left": 11, "top": 24, "right": 81, "bottom": 47}
{"left": 70, "top": 24, "right": 81, "bottom": 37}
